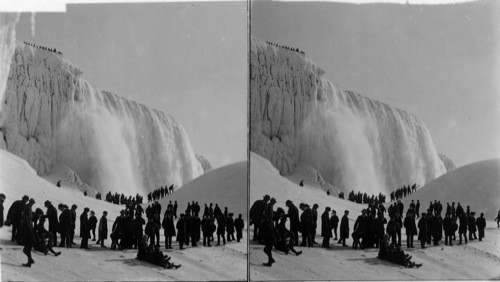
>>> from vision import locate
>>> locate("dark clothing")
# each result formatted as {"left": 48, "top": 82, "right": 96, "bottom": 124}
{"left": 417, "top": 217, "right": 427, "bottom": 248}
{"left": 98, "top": 215, "right": 108, "bottom": 246}
{"left": 235, "top": 217, "right": 244, "bottom": 242}
{"left": 80, "top": 212, "right": 90, "bottom": 248}
{"left": 288, "top": 204, "right": 300, "bottom": 244}
{"left": 476, "top": 217, "right": 486, "bottom": 241}
{"left": 339, "top": 214, "right": 349, "bottom": 245}
{"left": 176, "top": 218, "right": 186, "bottom": 249}
{"left": 7, "top": 200, "right": 26, "bottom": 242}
{"left": 321, "top": 211, "right": 332, "bottom": 238}
{"left": 191, "top": 217, "right": 201, "bottom": 245}
{"left": 21, "top": 205, "right": 36, "bottom": 245}
{"left": 59, "top": 209, "right": 72, "bottom": 247}
{"left": 300, "top": 207, "right": 313, "bottom": 246}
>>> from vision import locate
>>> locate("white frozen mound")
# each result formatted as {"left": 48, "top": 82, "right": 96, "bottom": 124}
{"left": 250, "top": 37, "right": 446, "bottom": 195}
{"left": 165, "top": 160, "right": 247, "bottom": 219}
{"left": 285, "top": 162, "right": 340, "bottom": 194}
{"left": 402, "top": 158, "right": 500, "bottom": 219}
{"left": 0, "top": 42, "right": 203, "bottom": 195}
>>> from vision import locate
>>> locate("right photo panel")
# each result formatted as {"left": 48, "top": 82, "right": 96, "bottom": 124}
{"left": 249, "top": 0, "right": 500, "bottom": 280}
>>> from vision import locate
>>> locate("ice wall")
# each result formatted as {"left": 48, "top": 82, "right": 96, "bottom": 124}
{"left": 0, "top": 42, "right": 203, "bottom": 195}
{"left": 250, "top": 37, "right": 446, "bottom": 195}
{"left": 0, "top": 14, "right": 19, "bottom": 115}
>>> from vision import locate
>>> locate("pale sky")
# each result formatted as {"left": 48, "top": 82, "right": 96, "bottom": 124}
{"left": 15, "top": 2, "right": 248, "bottom": 168}
{"left": 251, "top": 0, "right": 499, "bottom": 167}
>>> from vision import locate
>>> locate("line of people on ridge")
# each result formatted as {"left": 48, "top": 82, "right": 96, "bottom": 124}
{"left": 147, "top": 185, "right": 175, "bottom": 202}
{"left": 346, "top": 190, "right": 387, "bottom": 204}
{"left": 23, "top": 41, "right": 62, "bottom": 55}
{"left": 390, "top": 184, "right": 417, "bottom": 202}
{"left": 250, "top": 194, "right": 489, "bottom": 268}
{"left": 265, "top": 40, "right": 306, "bottom": 55}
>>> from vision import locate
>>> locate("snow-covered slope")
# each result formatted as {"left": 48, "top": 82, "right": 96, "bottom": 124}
{"left": 0, "top": 42, "right": 203, "bottom": 195}
{"left": 401, "top": 158, "right": 500, "bottom": 219}
{"left": 250, "top": 37, "right": 446, "bottom": 195}
{"left": 0, "top": 149, "right": 246, "bottom": 281}
{"left": 249, "top": 152, "right": 500, "bottom": 280}
{"left": 163, "top": 160, "right": 247, "bottom": 219}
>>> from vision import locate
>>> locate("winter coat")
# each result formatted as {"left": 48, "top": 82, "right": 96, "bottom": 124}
{"left": 468, "top": 216, "right": 477, "bottom": 232}
{"left": 417, "top": 217, "right": 428, "bottom": 241}
{"left": 234, "top": 218, "right": 244, "bottom": 231}
{"left": 404, "top": 215, "right": 417, "bottom": 236}
{"left": 476, "top": 217, "right": 486, "bottom": 230}
{"left": 89, "top": 215, "right": 97, "bottom": 230}
{"left": 176, "top": 218, "right": 186, "bottom": 242}
{"left": 458, "top": 215, "right": 467, "bottom": 233}
{"left": 217, "top": 216, "right": 226, "bottom": 235}
{"left": 288, "top": 204, "right": 300, "bottom": 233}
{"left": 21, "top": 204, "right": 36, "bottom": 245}
{"left": 59, "top": 209, "right": 72, "bottom": 234}
{"left": 432, "top": 217, "right": 443, "bottom": 241}
{"left": 340, "top": 214, "right": 349, "bottom": 238}
{"left": 300, "top": 207, "right": 313, "bottom": 234}
{"left": 330, "top": 215, "right": 339, "bottom": 229}
{"left": 191, "top": 217, "right": 201, "bottom": 242}
{"left": 98, "top": 215, "right": 108, "bottom": 240}
{"left": 250, "top": 200, "right": 267, "bottom": 224}
{"left": 386, "top": 219, "right": 397, "bottom": 236}
{"left": 202, "top": 218, "right": 212, "bottom": 236}
{"left": 321, "top": 211, "right": 332, "bottom": 238}
{"left": 46, "top": 205, "right": 59, "bottom": 234}
{"left": 226, "top": 217, "right": 235, "bottom": 233}
{"left": 162, "top": 216, "right": 176, "bottom": 236}
{"left": 80, "top": 212, "right": 90, "bottom": 238}
{"left": 375, "top": 216, "right": 387, "bottom": 237}
{"left": 7, "top": 200, "right": 25, "bottom": 225}
{"left": 134, "top": 216, "right": 145, "bottom": 238}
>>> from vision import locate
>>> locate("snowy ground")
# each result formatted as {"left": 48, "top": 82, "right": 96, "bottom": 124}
{"left": 249, "top": 153, "right": 500, "bottom": 280}
{"left": 0, "top": 150, "right": 247, "bottom": 281}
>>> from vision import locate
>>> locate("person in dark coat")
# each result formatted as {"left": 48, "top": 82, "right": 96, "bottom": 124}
{"left": 7, "top": 195, "right": 28, "bottom": 243}
{"left": 458, "top": 213, "right": 468, "bottom": 245}
{"left": 299, "top": 203, "right": 313, "bottom": 247}
{"left": 176, "top": 214, "right": 186, "bottom": 250}
{"left": 286, "top": 200, "right": 300, "bottom": 246}
{"left": 33, "top": 208, "right": 61, "bottom": 256}
{"left": 311, "top": 204, "right": 319, "bottom": 245}
{"left": 96, "top": 211, "right": 108, "bottom": 247}
{"left": 394, "top": 212, "right": 403, "bottom": 246}
{"left": 70, "top": 204, "right": 77, "bottom": 246}
{"left": 21, "top": 198, "right": 36, "bottom": 267}
{"left": 352, "top": 209, "right": 367, "bottom": 249}
{"left": 468, "top": 212, "right": 477, "bottom": 240}
{"left": 250, "top": 195, "right": 270, "bottom": 242}
{"left": 321, "top": 207, "right": 332, "bottom": 248}
{"left": 173, "top": 201, "right": 178, "bottom": 218}
{"left": 214, "top": 204, "right": 222, "bottom": 219}
{"left": 330, "top": 210, "right": 339, "bottom": 240}
{"left": 44, "top": 201, "right": 59, "bottom": 245}
{"left": 386, "top": 216, "right": 397, "bottom": 245}
{"left": 226, "top": 213, "right": 235, "bottom": 242}
{"left": 443, "top": 213, "right": 454, "bottom": 246}
{"left": 162, "top": 211, "right": 175, "bottom": 249}
{"left": 58, "top": 204, "right": 71, "bottom": 248}
{"left": 88, "top": 210, "right": 97, "bottom": 241}
{"left": 80, "top": 207, "right": 90, "bottom": 249}
{"left": 432, "top": 214, "right": 443, "bottom": 246}
{"left": 133, "top": 212, "right": 145, "bottom": 249}
{"left": 476, "top": 213, "right": 486, "bottom": 241}
{"left": 191, "top": 214, "right": 201, "bottom": 247}
{"left": 403, "top": 211, "right": 417, "bottom": 248}
{"left": 184, "top": 212, "right": 192, "bottom": 246}
{"left": 339, "top": 210, "right": 349, "bottom": 247}
{"left": 274, "top": 207, "right": 302, "bottom": 256}
{"left": 415, "top": 200, "right": 420, "bottom": 218}
{"left": 202, "top": 215, "right": 212, "bottom": 246}
{"left": 216, "top": 215, "right": 226, "bottom": 246}
{"left": 417, "top": 213, "right": 428, "bottom": 249}
{"left": 262, "top": 198, "right": 276, "bottom": 267}
{"left": 234, "top": 213, "right": 244, "bottom": 242}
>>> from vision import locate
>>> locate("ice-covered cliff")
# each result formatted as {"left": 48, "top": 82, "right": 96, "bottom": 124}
{"left": 250, "top": 37, "right": 446, "bottom": 195}
{"left": 0, "top": 41, "right": 203, "bottom": 195}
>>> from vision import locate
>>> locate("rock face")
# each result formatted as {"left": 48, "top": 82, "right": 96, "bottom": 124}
{"left": 250, "top": 37, "right": 446, "bottom": 195}
{"left": 439, "top": 154, "right": 456, "bottom": 172}
{"left": 0, "top": 42, "right": 203, "bottom": 195}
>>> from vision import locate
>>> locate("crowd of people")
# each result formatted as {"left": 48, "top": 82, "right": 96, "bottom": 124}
{"left": 265, "top": 41, "right": 306, "bottom": 55}
{"left": 347, "top": 191, "right": 387, "bottom": 204}
{"left": 251, "top": 194, "right": 490, "bottom": 268}
{"left": 23, "top": 41, "right": 62, "bottom": 55}
{"left": 390, "top": 184, "right": 417, "bottom": 202}
{"left": 2, "top": 193, "right": 244, "bottom": 269}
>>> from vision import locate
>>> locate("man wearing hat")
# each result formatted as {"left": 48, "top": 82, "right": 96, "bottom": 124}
{"left": 7, "top": 195, "right": 29, "bottom": 243}
{"left": 339, "top": 210, "right": 350, "bottom": 247}
{"left": 286, "top": 200, "right": 300, "bottom": 246}
{"left": 21, "top": 198, "right": 36, "bottom": 267}
{"left": 262, "top": 197, "right": 276, "bottom": 267}
{"left": 45, "top": 200, "right": 59, "bottom": 246}
{"left": 299, "top": 203, "right": 313, "bottom": 247}
{"left": 250, "top": 195, "right": 270, "bottom": 242}
{"left": 58, "top": 204, "right": 72, "bottom": 248}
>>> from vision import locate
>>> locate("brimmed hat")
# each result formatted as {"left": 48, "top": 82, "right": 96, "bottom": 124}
{"left": 44, "top": 200, "right": 51, "bottom": 206}
{"left": 285, "top": 200, "right": 292, "bottom": 206}
{"left": 22, "top": 195, "right": 29, "bottom": 201}
{"left": 264, "top": 195, "right": 270, "bottom": 200}
{"left": 29, "top": 198, "right": 36, "bottom": 204}
{"left": 270, "top": 198, "right": 276, "bottom": 204}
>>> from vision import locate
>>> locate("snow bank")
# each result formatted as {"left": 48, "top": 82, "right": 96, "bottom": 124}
{"left": 402, "top": 158, "right": 500, "bottom": 219}
{"left": 165, "top": 160, "right": 247, "bottom": 219}
{"left": 250, "top": 37, "right": 446, "bottom": 195}
{"left": 1, "top": 42, "right": 203, "bottom": 195}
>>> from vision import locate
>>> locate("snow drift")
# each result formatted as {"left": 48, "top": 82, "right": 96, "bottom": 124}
{"left": 402, "top": 158, "right": 500, "bottom": 219}
{"left": 0, "top": 42, "right": 203, "bottom": 195}
{"left": 250, "top": 37, "right": 446, "bottom": 195}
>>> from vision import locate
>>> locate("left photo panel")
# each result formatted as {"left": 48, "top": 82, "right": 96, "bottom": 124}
{"left": 0, "top": 2, "right": 248, "bottom": 281}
